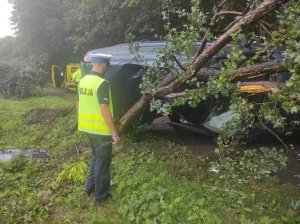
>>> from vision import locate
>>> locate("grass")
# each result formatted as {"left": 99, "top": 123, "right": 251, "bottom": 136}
{"left": 0, "top": 95, "right": 299, "bottom": 223}
{"left": 0, "top": 96, "right": 75, "bottom": 149}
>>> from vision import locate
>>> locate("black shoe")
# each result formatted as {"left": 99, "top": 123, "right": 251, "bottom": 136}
{"left": 85, "top": 189, "right": 94, "bottom": 197}
{"left": 105, "top": 193, "right": 113, "bottom": 199}
{"left": 94, "top": 193, "right": 112, "bottom": 206}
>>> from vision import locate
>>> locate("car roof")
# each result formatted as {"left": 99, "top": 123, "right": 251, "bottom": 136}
{"left": 85, "top": 41, "right": 168, "bottom": 66}
{"left": 84, "top": 40, "right": 273, "bottom": 67}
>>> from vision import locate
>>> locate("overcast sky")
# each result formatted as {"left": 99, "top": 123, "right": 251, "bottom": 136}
{"left": 0, "top": 0, "right": 14, "bottom": 38}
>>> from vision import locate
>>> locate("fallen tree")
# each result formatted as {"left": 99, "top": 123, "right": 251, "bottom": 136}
{"left": 119, "top": 0, "right": 287, "bottom": 131}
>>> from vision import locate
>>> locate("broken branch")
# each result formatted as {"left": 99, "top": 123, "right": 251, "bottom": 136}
{"left": 163, "top": 81, "right": 285, "bottom": 100}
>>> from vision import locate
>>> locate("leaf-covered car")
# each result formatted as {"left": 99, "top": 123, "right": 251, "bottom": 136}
{"left": 82, "top": 41, "right": 292, "bottom": 137}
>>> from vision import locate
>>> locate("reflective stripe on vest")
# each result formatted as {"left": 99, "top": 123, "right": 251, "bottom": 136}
{"left": 78, "top": 74, "right": 113, "bottom": 135}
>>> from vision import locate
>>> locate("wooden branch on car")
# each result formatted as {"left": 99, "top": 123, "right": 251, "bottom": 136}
{"left": 196, "top": 68, "right": 221, "bottom": 78}
{"left": 232, "top": 60, "right": 286, "bottom": 80}
{"left": 195, "top": 60, "right": 286, "bottom": 80}
{"left": 163, "top": 90, "right": 196, "bottom": 100}
{"left": 163, "top": 81, "right": 285, "bottom": 100}
{"left": 157, "top": 74, "right": 177, "bottom": 88}
{"left": 240, "top": 81, "right": 285, "bottom": 88}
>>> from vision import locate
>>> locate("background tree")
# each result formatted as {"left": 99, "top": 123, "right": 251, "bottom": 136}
{"left": 8, "top": 0, "right": 77, "bottom": 65}
{"left": 5, "top": 0, "right": 194, "bottom": 67}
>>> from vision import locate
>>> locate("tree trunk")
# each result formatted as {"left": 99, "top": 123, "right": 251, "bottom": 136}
{"left": 119, "top": 94, "right": 152, "bottom": 131}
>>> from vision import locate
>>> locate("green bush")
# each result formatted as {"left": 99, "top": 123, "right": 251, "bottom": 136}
{"left": 212, "top": 147, "right": 288, "bottom": 182}
{"left": 0, "top": 56, "right": 47, "bottom": 98}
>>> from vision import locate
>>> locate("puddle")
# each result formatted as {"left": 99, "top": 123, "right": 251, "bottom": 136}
{"left": 0, "top": 149, "right": 50, "bottom": 162}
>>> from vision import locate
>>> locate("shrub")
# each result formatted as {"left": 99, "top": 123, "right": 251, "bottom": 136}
{"left": 0, "top": 56, "right": 47, "bottom": 98}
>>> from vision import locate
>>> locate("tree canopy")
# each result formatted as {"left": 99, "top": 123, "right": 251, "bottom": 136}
{"left": 2, "top": 0, "right": 289, "bottom": 67}
{"left": 5, "top": 0, "right": 195, "bottom": 66}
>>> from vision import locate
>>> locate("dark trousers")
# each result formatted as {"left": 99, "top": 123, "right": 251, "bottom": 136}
{"left": 85, "top": 133, "right": 112, "bottom": 203}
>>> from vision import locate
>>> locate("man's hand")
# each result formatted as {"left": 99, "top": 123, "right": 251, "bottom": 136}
{"left": 112, "top": 133, "right": 120, "bottom": 145}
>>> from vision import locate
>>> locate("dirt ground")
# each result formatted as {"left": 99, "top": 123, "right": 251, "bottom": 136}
{"left": 150, "top": 116, "right": 300, "bottom": 188}
{"left": 25, "top": 108, "right": 72, "bottom": 125}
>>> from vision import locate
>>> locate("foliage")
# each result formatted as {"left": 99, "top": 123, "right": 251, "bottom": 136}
{"left": 212, "top": 1, "right": 299, "bottom": 178}
{"left": 212, "top": 147, "right": 288, "bottom": 181}
{"left": 0, "top": 157, "right": 53, "bottom": 223}
{"left": 257, "top": 1, "right": 300, "bottom": 130}
{"left": 56, "top": 159, "right": 89, "bottom": 184}
{"left": 6, "top": 0, "right": 262, "bottom": 68}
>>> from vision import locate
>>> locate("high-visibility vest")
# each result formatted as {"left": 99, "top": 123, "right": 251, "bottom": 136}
{"left": 73, "top": 69, "right": 82, "bottom": 83}
{"left": 78, "top": 75, "right": 113, "bottom": 135}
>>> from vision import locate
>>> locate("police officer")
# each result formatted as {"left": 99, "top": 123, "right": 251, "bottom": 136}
{"left": 73, "top": 67, "right": 82, "bottom": 93}
{"left": 77, "top": 53, "right": 120, "bottom": 205}
{"left": 72, "top": 67, "right": 82, "bottom": 84}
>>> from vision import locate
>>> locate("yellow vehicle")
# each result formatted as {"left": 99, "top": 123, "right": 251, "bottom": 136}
{"left": 51, "top": 63, "right": 80, "bottom": 91}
